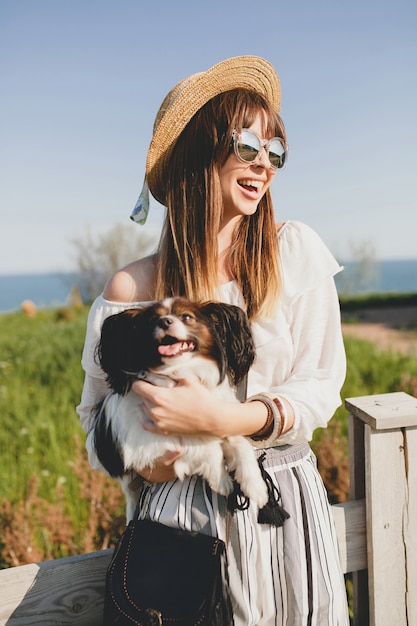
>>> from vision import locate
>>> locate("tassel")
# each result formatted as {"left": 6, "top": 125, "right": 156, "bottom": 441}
{"left": 257, "top": 452, "right": 290, "bottom": 527}
{"left": 130, "top": 176, "right": 150, "bottom": 225}
{"left": 227, "top": 473, "right": 250, "bottom": 514}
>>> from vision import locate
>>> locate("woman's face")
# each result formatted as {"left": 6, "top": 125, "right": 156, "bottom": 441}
{"left": 218, "top": 112, "right": 276, "bottom": 223}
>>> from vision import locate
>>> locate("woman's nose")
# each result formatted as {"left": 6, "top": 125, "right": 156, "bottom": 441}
{"left": 255, "top": 145, "right": 271, "bottom": 169}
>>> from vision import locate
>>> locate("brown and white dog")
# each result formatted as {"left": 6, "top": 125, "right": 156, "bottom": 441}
{"left": 92, "top": 297, "right": 268, "bottom": 519}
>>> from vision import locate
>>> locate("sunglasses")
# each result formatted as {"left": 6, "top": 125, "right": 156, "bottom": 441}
{"left": 232, "top": 129, "right": 287, "bottom": 170}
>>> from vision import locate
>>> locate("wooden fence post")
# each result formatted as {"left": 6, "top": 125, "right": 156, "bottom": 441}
{"left": 346, "top": 391, "right": 417, "bottom": 626}
{"left": 348, "top": 407, "right": 369, "bottom": 624}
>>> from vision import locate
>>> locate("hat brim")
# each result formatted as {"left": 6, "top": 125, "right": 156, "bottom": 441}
{"left": 146, "top": 56, "right": 281, "bottom": 206}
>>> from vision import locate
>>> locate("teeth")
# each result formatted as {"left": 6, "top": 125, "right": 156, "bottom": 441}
{"left": 239, "top": 180, "right": 262, "bottom": 189}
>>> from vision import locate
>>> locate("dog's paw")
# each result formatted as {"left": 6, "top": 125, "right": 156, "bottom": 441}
{"left": 211, "top": 472, "right": 234, "bottom": 496}
{"left": 239, "top": 477, "right": 268, "bottom": 508}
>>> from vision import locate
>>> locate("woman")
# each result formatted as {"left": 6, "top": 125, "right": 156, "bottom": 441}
{"left": 77, "top": 56, "right": 349, "bottom": 625}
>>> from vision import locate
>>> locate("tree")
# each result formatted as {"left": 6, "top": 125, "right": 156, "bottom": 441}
{"left": 336, "top": 239, "right": 380, "bottom": 296}
{"left": 71, "top": 223, "right": 156, "bottom": 302}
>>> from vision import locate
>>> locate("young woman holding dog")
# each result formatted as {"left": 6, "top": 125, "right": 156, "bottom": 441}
{"left": 77, "top": 56, "right": 349, "bottom": 624}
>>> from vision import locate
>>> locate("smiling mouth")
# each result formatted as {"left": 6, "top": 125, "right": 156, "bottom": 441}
{"left": 158, "top": 337, "right": 195, "bottom": 357}
{"left": 237, "top": 180, "right": 262, "bottom": 193}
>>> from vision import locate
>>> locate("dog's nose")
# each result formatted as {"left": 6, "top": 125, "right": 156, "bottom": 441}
{"left": 159, "top": 316, "right": 173, "bottom": 330}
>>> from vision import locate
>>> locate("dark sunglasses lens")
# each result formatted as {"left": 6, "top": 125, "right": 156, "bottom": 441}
{"left": 237, "top": 130, "right": 260, "bottom": 162}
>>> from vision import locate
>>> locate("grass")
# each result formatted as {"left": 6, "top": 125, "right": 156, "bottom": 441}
{"left": 0, "top": 301, "right": 416, "bottom": 568}
{"left": 0, "top": 306, "right": 126, "bottom": 567}
{"left": 0, "top": 307, "right": 87, "bottom": 503}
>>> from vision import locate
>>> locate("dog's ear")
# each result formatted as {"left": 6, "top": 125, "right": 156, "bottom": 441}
{"left": 92, "top": 398, "right": 125, "bottom": 477}
{"left": 95, "top": 309, "right": 145, "bottom": 395}
{"left": 202, "top": 302, "right": 256, "bottom": 385}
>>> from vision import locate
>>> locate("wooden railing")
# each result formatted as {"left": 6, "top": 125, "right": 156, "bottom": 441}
{"left": 0, "top": 391, "right": 416, "bottom": 626}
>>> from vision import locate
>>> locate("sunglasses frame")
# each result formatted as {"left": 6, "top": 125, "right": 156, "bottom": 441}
{"left": 232, "top": 128, "right": 287, "bottom": 170}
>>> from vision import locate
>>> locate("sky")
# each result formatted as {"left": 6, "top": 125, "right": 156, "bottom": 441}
{"left": 1, "top": 0, "right": 416, "bottom": 275}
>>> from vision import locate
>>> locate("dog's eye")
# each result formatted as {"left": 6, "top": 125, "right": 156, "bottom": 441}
{"left": 180, "top": 313, "right": 194, "bottom": 323}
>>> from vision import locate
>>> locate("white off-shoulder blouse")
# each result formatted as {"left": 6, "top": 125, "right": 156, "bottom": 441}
{"left": 76, "top": 221, "right": 346, "bottom": 471}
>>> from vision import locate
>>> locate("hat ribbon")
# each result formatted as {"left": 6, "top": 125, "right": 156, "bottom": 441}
{"left": 130, "top": 176, "right": 150, "bottom": 225}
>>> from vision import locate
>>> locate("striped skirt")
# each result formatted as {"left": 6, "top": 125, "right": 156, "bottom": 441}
{"left": 135, "top": 442, "right": 349, "bottom": 626}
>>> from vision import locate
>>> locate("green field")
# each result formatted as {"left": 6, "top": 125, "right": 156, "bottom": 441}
{"left": 1, "top": 302, "right": 416, "bottom": 568}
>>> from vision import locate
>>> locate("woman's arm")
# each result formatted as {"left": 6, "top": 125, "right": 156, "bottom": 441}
{"left": 252, "top": 276, "right": 346, "bottom": 447}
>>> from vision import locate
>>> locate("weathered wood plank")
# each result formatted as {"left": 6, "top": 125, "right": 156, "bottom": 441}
{"left": 347, "top": 392, "right": 417, "bottom": 626}
{"left": 365, "top": 424, "right": 408, "bottom": 626}
{"left": 348, "top": 413, "right": 369, "bottom": 626}
{"left": 331, "top": 499, "right": 366, "bottom": 574}
{"left": 0, "top": 550, "right": 112, "bottom": 625}
{"left": 345, "top": 391, "right": 417, "bottom": 430}
{"left": 404, "top": 426, "right": 417, "bottom": 624}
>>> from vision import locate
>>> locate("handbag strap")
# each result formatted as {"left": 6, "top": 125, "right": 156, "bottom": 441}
{"left": 236, "top": 373, "right": 248, "bottom": 403}
{"left": 131, "top": 479, "right": 152, "bottom": 521}
{"left": 225, "top": 508, "right": 234, "bottom": 544}
{"left": 223, "top": 374, "right": 248, "bottom": 542}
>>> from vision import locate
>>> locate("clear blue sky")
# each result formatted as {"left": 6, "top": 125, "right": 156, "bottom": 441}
{"left": 1, "top": 0, "right": 416, "bottom": 274}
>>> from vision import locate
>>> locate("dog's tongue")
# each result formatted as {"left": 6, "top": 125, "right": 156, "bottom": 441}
{"left": 158, "top": 342, "right": 182, "bottom": 356}
{"left": 158, "top": 340, "right": 194, "bottom": 357}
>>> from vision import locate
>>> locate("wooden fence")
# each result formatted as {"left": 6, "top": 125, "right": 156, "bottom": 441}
{"left": 0, "top": 391, "right": 416, "bottom": 625}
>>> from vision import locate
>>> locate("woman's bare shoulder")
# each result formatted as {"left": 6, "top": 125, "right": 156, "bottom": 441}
{"left": 103, "top": 254, "right": 158, "bottom": 303}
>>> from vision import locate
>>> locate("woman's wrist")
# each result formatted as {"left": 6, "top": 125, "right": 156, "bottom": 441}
{"left": 211, "top": 398, "right": 268, "bottom": 439}
{"left": 246, "top": 394, "right": 282, "bottom": 441}
{"left": 245, "top": 394, "right": 294, "bottom": 446}
{"left": 249, "top": 398, "right": 275, "bottom": 440}
{"left": 190, "top": 392, "right": 294, "bottom": 441}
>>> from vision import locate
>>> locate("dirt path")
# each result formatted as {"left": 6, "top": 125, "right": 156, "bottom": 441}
{"left": 342, "top": 305, "right": 417, "bottom": 356}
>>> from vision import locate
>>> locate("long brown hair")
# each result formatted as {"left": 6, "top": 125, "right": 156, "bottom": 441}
{"left": 154, "top": 88, "right": 287, "bottom": 320}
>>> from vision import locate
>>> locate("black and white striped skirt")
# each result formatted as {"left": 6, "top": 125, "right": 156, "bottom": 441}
{"left": 135, "top": 442, "right": 350, "bottom": 626}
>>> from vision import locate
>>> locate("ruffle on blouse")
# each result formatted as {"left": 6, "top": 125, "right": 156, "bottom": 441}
{"left": 278, "top": 221, "right": 343, "bottom": 300}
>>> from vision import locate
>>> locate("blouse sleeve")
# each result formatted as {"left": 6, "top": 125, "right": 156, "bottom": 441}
{"left": 250, "top": 221, "right": 346, "bottom": 447}
{"left": 269, "top": 277, "right": 345, "bottom": 446}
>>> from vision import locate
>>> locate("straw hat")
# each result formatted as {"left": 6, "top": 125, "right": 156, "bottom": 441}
{"left": 131, "top": 56, "right": 281, "bottom": 221}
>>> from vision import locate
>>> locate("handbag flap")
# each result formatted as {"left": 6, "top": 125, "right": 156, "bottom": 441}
{"left": 108, "top": 518, "right": 226, "bottom": 621}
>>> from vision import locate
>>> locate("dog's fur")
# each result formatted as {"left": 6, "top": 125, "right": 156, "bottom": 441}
{"left": 92, "top": 297, "right": 268, "bottom": 519}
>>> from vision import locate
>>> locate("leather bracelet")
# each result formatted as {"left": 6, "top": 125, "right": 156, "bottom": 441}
{"left": 272, "top": 397, "right": 288, "bottom": 436}
{"left": 249, "top": 398, "right": 275, "bottom": 440}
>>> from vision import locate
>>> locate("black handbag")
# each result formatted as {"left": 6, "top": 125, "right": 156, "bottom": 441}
{"left": 103, "top": 517, "right": 234, "bottom": 625}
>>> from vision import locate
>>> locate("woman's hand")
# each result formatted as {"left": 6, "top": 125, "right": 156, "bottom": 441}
{"left": 132, "top": 375, "right": 224, "bottom": 436}
{"left": 131, "top": 375, "right": 270, "bottom": 439}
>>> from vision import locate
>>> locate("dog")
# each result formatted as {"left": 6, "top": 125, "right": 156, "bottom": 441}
{"left": 91, "top": 296, "right": 268, "bottom": 519}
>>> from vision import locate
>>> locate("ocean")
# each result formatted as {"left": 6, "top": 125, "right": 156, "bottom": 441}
{"left": 0, "top": 272, "right": 81, "bottom": 313}
{"left": 335, "top": 259, "right": 417, "bottom": 296}
{"left": 0, "top": 260, "right": 417, "bottom": 313}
